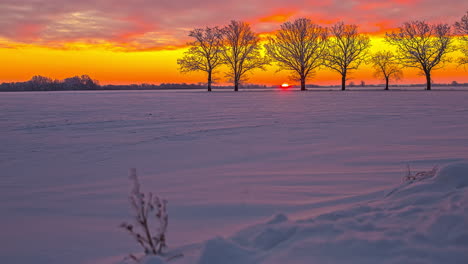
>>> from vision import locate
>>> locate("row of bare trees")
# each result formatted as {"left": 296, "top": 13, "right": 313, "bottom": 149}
{"left": 177, "top": 21, "right": 268, "bottom": 91}
{"left": 178, "top": 12, "right": 468, "bottom": 92}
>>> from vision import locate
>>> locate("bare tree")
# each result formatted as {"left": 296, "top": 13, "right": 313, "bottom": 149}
{"left": 121, "top": 168, "right": 168, "bottom": 262}
{"left": 220, "top": 20, "right": 269, "bottom": 91}
{"left": 265, "top": 18, "right": 328, "bottom": 91}
{"left": 177, "top": 27, "right": 223, "bottom": 92}
{"left": 386, "top": 21, "right": 453, "bottom": 90}
{"left": 369, "top": 51, "right": 403, "bottom": 90}
{"left": 454, "top": 11, "right": 468, "bottom": 66}
{"left": 324, "top": 22, "right": 371, "bottom": 91}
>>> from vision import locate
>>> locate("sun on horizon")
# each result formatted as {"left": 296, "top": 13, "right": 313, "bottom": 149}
{"left": 0, "top": 1, "right": 467, "bottom": 86}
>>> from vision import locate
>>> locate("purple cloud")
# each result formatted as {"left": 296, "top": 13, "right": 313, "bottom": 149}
{"left": 0, "top": 0, "right": 466, "bottom": 50}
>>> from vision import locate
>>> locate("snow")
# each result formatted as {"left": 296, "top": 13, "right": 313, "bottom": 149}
{"left": 433, "top": 163, "right": 468, "bottom": 188}
{"left": 0, "top": 90, "right": 467, "bottom": 264}
{"left": 172, "top": 162, "right": 468, "bottom": 264}
{"left": 141, "top": 256, "right": 166, "bottom": 264}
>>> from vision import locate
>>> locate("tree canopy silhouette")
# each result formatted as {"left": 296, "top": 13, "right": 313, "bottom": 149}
{"left": 63, "top": 75, "right": 99, "bottom": 90}
{"left": 220, "top": 20, "right": 269, "bottom": 91}
{"left": 324, "top": 22, "right": 371, "bottom": 91}
{"left": 386, "top": 21, "right": 453, "bottom": 90}
{"left": 265, "top": 18, "right": 328, "bottom": 91}
{"left": 177, "top": 27, "right": 224, "bottom": 92}
{"left": 369, "top": 51, "right": 403, "bottom": 90}
{"left": 454, "top": 11, "right": 468, "bottom": 66}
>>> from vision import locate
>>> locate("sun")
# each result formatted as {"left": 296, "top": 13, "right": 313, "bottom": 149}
{"left": 281, "top": 82, "right": 290, "bottom": 89}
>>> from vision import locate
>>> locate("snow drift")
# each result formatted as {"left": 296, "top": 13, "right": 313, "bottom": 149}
{"left": 166, "top": 162, "right": 468, "bottom": 264}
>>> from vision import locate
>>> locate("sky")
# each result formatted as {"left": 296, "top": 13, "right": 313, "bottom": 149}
{"left": 0, "top": 0, "right": 467, "bottom": 85}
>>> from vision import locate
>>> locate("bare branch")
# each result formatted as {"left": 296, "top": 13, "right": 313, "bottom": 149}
{"left": 220, "top": 20, "right": 270, "bottom": 91}
{"left": 403, "top": 165, "right": 439, "bottom": 182}
{"left": 177, "top": 27, "right": 224, "bottom": 91}
{"left": 324, "top": 22, "right": 371, "bottom": 90}
{"left": 265, "top": 18, "right": 328, "bottom": 91}
{"left": 455, "top": 11, "right": 468, "bottom": 35}
{"left": 385, "top": 21, "right": 454, "bottom": 90}
{"left": 368, "top": 51, "right": 403, "bottom": 90}
{"left": 121, "top": 169, "right": 169, "bottom": 261}
{"left": 454, "top": 11, "right": 468, "bottom": 66}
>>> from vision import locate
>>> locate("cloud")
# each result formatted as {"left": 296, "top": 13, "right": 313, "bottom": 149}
{"left": 40, "top": 11, "right": 133, "bottom": 41}
{"left": 0, "top": 0, "right": 466, "bottom": 50}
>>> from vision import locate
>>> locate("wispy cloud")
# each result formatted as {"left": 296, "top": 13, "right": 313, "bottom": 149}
{"left": 0, "top": 0, "right": 465, "bottom": 50}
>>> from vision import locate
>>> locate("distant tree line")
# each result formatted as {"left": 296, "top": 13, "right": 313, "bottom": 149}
{"left": 178, "top": 11, "right": 468, "bottom": 91}
{"left": 0, "top": 75, "right": 100, "bottom": 92}
{"left": 1, "top": 74, "right": 466, "bottom": 92}
{"left": 0, "top": 75, "right": 268, "bottom": 92}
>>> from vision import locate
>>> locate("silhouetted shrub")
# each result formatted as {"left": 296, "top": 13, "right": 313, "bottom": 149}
{"left": 403, "top": 165, "right": 439, "bottom": 182}
{"left": 121, "top": 169, "right": 168, "bottom": 262}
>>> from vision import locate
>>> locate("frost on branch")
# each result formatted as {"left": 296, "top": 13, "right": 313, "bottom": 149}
{"left": 121, "top": 168, "right": 168, "bottom": 262}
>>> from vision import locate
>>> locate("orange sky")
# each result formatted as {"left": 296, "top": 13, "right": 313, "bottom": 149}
{"left": 0, "top": 0, "right": 467, "bottom": 86}
{"left": 1, "top": 36, "right": 466, "bottom": 86}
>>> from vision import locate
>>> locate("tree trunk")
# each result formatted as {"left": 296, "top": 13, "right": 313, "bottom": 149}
{"left": 341, "top": 74, "right": 346, "bottom": 91}
{"left": 300, "top": 77, "right": 306, "bottom": 91}
{"left": 234, "top": 79, "right": 239, "bottom": 92}
{"left": 207, "top": 71, "right": 212, "bottom": 92}
{"left": 385, "top": 77, "right": 389, "bottom": 90}
{"left": 425, "top": 72, "right": 431, "bottom": 91}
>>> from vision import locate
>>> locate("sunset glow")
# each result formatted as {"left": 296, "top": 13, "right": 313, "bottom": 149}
{"left": 0, "top": 0, "right": 467, "bottom": 85}
{"left": 2, "top": 1, "right": 468, "bottom": 263}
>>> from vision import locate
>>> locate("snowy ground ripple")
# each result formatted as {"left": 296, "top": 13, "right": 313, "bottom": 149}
{"left": 157, "top": 163, "right": 468, "bottom": 264}
{"left": 1, "top": 90, "right": 467, "bottom": 264}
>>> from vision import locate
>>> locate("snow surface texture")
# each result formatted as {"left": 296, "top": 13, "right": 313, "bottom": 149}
{"left": 1, "top": 90, "right": 468, "bottom": 264}
{"left": 167, "top": 162, "right": 468, "bottom": 264}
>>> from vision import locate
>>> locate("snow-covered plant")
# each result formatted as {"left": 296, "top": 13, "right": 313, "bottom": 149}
{"left": 403, "top": 165, "right": 438, "bottom": 182}
{"left": 121, "top": 168, "right": 168, "bottom": 262}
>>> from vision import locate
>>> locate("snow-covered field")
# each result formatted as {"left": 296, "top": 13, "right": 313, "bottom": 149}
{"left": 1, "top": 90, "right": 467, "bottom": 264}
